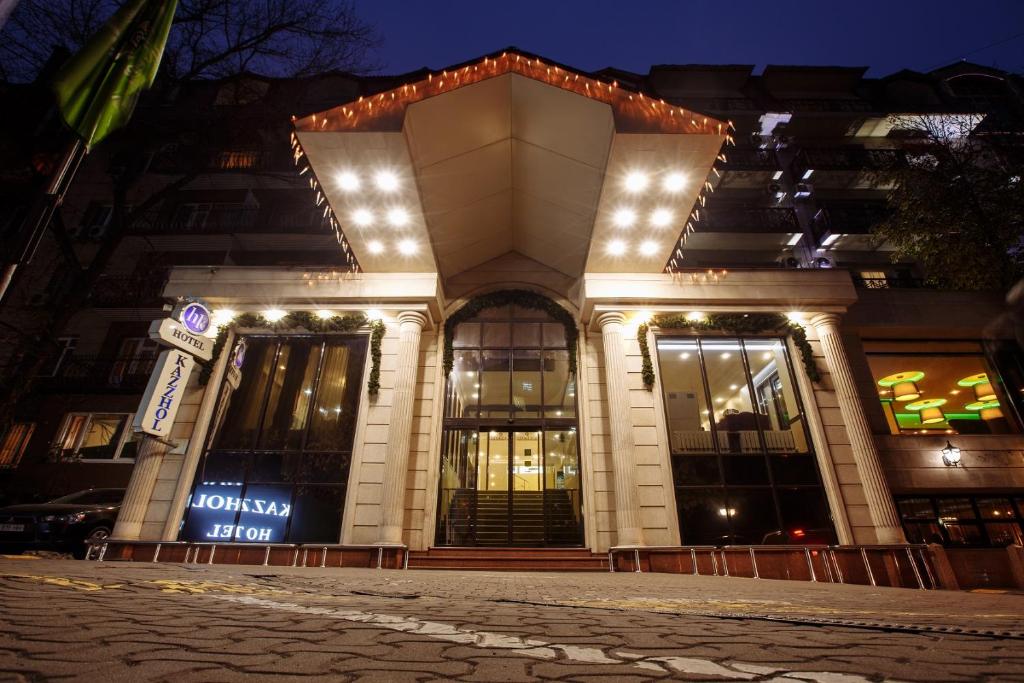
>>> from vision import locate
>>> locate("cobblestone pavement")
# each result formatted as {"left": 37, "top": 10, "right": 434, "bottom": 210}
{"left": 1, "top": 558, "right": 1023, "bottom": 682}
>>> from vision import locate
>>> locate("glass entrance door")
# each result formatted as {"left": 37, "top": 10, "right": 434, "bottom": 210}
{"left": 436, "top": 427, "right": 582, "bottom": 547}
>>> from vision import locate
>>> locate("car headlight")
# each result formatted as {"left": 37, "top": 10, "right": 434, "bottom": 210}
{"left": 41, "top": 512, "right": 87, "bottom": 523}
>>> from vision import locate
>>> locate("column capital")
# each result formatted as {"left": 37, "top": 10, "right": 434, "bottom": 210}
{"left": 808, "top": 312, "right": 842, "bottom": 330}
{"left": 596, "top": 311, "right": 627, "bottom": 329}
{"left": 396, "top": 310, "right": 428, "bottom": 328}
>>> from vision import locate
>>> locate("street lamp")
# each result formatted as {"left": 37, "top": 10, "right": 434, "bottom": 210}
{"left": 941, "top": 441, "right": 961, "bottom": 467}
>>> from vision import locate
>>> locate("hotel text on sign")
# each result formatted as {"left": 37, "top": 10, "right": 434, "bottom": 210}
{"left": 132, "top": 349, "right": 195, "bottom": 436}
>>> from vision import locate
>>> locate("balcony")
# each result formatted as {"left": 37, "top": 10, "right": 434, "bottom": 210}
{"left": 720, "top": 148, "right": 779, "bottom": 172}
{"left": 129, "top": 207, "right": 331, "bottom": 235}
{"left": 792, "top": 148, "right": 905, "bottom": 189}
{"left": 36, "top": 356, "right": 156, "bottom": 393}
{"left": 700, "top": 206, "right": 799, "bottom": 233}
{"left": 89, "top": 273, "right": 168, "bottom": 308}
{"left": 813, "top": 205, "right": 889, "bottom": 238}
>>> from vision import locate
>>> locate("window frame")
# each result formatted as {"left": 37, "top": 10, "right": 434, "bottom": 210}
{"left": 654, "top": 332, "right": 833, "bottom": 546}
{"left": 863, "top": 339, "right": 1022, "bottom": 436}
{"left": 896, "top": 494, "right": 1024, "bottom": 548}
{"left": 52, "top": 412, "right": 138, "bottom": 462}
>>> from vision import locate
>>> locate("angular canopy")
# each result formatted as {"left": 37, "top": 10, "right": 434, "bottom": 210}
{"left": 294, "top": 50, "right": 728, "bottom": 282}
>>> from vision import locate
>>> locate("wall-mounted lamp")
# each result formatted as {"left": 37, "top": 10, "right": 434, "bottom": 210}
{"left": 941, "top": 441, "right": 961, "bottom": 467}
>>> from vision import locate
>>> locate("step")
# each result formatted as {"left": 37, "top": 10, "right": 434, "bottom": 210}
{"left": 407, "top": 548, "right": 607, "bottom": 571}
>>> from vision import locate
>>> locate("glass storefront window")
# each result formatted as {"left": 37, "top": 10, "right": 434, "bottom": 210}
{"left": 865, "top": 341, "right": 1020, "bottom": 435}
{"left": 183, "top": 334, "right": 367, "bottom": 544}
{"left": 656, "top": 335, "right": 832, "bottom": 546}
{"left": 895, "top": 494, "right": 1024, "bottom": 547}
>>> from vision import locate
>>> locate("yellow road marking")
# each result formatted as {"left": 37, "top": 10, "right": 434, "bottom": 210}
{"left": 0, "top": 555, "right": 40, "bottom": 560}
{"left": 0, "top": 573, "right": 122, "bottom": 591}
{"left": 147, "top": 579, "right": 291, "bottom": 596}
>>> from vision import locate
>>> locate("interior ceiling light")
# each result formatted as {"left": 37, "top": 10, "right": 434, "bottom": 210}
{"left": 352, "top": 208, "right": 373, "bottom": 226}
{"left": 387, "top": 207, "right": 410, "bottom": 227}
{"left": 905, "top": 398, "right": 947, "bottom": 424}
{"left": 877, "top": 371, "right": 925, "bottom": 402}
{"left": 662, "top": 171, "right": 687, "bottom": 192}
{"left": 613, "top": 208, "right": 637, "bottom": 228}
{"left": 606, "top": 239, "right": 627, "bottom": 256}
{"left": 316, "top": 310, "right": 334, "bottom": 320}
{"left": 335, "top": 170, "right": 360, "bottom": 192}
{"left": 623, "top": 171, "right": 649, "bottom": 193}
{"left": 397, "top": 239, "right": 417, "bottom": 255}
{"left": 651, "top": 208, "right": 673, "bottom": 227}
{"left": 367, "top": 240, "right": 384, "bottom": 254}
{"left": 639, "top": 240, "right": 658, "bottom": 256}
{"left": 958, "top": 373, "right": 995, "bottom": 402}
{"left": 375, "top": 170, "right": 400, "bottom": 192}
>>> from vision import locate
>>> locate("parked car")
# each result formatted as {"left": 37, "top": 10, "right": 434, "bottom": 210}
{"left": 0, "top": 488, "right": 124, "bottom": 559}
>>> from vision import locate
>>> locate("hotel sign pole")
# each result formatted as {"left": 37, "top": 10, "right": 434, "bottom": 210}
{"left": 112, "top": 301, "right": 213, "bottom": 541}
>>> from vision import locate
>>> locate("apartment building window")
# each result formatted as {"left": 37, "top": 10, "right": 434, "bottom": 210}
{"left": 656, "top": 336, "right": 833, "bottom": 546}
{"left": 51, "top": 413, "right": 139, "bottom": 461}
{"left": 39, "top": 337, "right": 77, "bottom": 377}
{"left": 897, "top": 495, "right": 1024, "bottom": 547}
{"left": 108, "top": 337, "right": 160, "bottom": 387}
{"left": 0, "top": 423, "right": 35, "bottom": 468}
{"left": 865, "top": 341, "right": 1020, "bottom": 435}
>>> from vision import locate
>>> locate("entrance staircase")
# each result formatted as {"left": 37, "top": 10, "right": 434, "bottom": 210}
{"left": 443, "top": 490, "right": 582, "bottom": 547}
{"left": 407, "top": 547, "right": 608, "bottom": 571}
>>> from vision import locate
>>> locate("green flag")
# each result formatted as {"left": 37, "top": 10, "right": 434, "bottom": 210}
{"left": 52, "top": 0, "right": 177, "bottom": 149}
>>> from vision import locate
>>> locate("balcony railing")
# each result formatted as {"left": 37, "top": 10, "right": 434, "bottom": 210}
{"left": 700, "top": 207, "right": 799, "bottom": 233}
{"left": 813, "top": 205, "right": 889, "bottom": 236}
{"left": 719, "top": 148, "right": 779, "bottom": 172}
{"left": 129, "top": 208, "right": 331, "bottom": 235}
{"left": 793, "top": 148, "right": 906, "bottom": 178}
{"left": 90, "top": 273, "right": 168, "bottom": 307}
{"left": 852, "top": 276, "right": 926, "bottom": 289}
{"left": 37, "top": 355, "right": 157, "bottom": 393}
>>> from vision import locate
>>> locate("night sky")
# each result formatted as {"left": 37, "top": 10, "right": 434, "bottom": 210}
{"left": 358, "top": 0, "right": 1024, "bottom": 78}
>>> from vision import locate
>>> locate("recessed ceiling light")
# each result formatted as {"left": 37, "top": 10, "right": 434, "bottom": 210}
{"left": 375, "top": 170, "right": 400, "bottom": 192}
{"left": 336, "top": 170, "right": 360, "bottom": 192}
{"left": 721, "top": 352, "right": 731, "bottom": 360}
{"left": 606, "top": 239, "right": 627, "bottom": 256}
{"left": 729, "top": 384, "right": 739, "bottom": 391}
{"left": 367, "top": 240, "right": 384, "bottom": 254}
{"left": 679, "top": 352, "right": 690, "bottom": 360}
{"left": 639, "top": 240, "right": 658, "bottom": 256}
{"left": 397, "top": 239, "right": 417, "bottom": 255}
{"left": 651, "top": 208, "right": 673, "bottom": 227}
{"left": 352, "top": 208, "right": 373, "bottom": 226}
{"left": 612, "top": 208, "right": 637, "bottom": 228}
{"left": 623, "top": 171, "right": 649, "bottom": 193}
{"left": 387, "top": 207, "right": 410, "bottom": 227}
{"left": 662, "top": 171, "right": 686, "bottom": 192}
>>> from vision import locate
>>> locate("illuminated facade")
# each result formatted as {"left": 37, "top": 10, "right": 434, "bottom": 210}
{"left": 2, "top": 51, "right": 1022, "bottom": 580}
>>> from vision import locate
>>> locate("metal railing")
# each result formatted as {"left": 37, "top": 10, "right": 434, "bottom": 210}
{"left": 608, "top": 544, "right": 937, "bottom": 589}
{"left": 719, "top": 148, "right": 779, "bottom": 172}
{"left": 701, "top": 207, "right": 799, "bottom": 233}
{"left": 793, "top": 148, "right": 905, "bottom": 178}
{"left": 90, "top": 273, "right": 168, "bottom": 307}
{"left": 37, "top": 355, "right": 157, "bottom": 392}
{"left": 813, "top": 205, "right": 889, "bottom": 236}
{"left": 852, "top": 276, "right": 926, "bottom": 289}
{"left": 128, "top": 207, "right": 331, "bottom": 235}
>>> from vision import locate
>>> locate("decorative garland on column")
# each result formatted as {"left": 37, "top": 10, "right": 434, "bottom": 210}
{"left": 441, "top": 289, "right": 578, "bottom": 377}
{"left": 199, "top": 312, "right": 370, "bottom": 387}
{"left": 637, "top": 312, "right": 820, "bottom": 391}
{"left": 366, "top": 319, "right": 385, "bottom": 397}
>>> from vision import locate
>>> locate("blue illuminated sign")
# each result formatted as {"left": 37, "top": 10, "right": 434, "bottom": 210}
{"left": 179, "top": 302, "right": 211, "bottom": 336}
{"left": 181, "top": 482, "right": 291, "bottom": 543}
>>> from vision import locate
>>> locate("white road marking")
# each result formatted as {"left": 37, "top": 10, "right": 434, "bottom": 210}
{"left": 212, "top": 594, "right": 903, "bottom": 681}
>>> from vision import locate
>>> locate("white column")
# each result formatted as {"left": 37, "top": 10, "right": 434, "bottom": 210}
{"left": 809, "top": 313, "right": 905, "bottom": 544}
{"left": 377, "top": 311, "right": 427, "bottom": 546}
{"left": 112, "top": 436, "right": 169, "bottom": 540}
{"left": 597, "top": 312, "right": 644, "bottom": 547}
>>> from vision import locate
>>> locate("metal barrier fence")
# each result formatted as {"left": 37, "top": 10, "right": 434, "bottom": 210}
{"left": 608, "top": 544, "right": 937, "bottom": 590}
